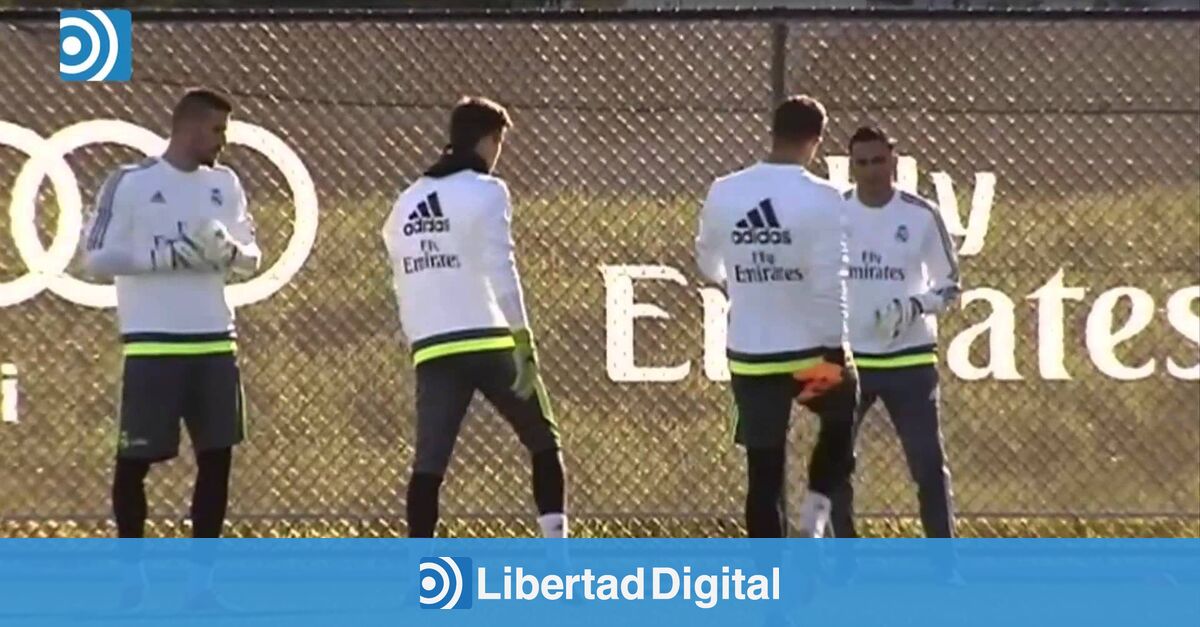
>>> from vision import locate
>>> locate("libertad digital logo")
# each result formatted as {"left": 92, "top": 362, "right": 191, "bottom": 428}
{"left": 476, "top": 564, "right": 780, "bottom": 609}
{"left": 419, "top": 556, "right": 473, "bottom": 610}
{"left": 58, "top": 10, "right": 132, "bottom": 82}
{"left": 417, "top": 558, "right": 781, "bottom": 610}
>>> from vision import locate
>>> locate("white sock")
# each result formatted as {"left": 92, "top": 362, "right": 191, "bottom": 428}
{"left": 537, "top": 513, "right": 568, "bottom": 538}
{"left": 797, "top": 491, "right": 832, "bottom": 538}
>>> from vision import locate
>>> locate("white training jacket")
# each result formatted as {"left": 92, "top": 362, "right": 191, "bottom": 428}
{"left": 381, "top": 170, "right": 530, "bottom": 365}
{"left": 80, "top": 157, "right": 260, "bottom": 350}
{"left": 842, "top": 188, "right": 962, "bottom": 367}
{"left": 695, "top": 162, "right": 849, "bottom": 375}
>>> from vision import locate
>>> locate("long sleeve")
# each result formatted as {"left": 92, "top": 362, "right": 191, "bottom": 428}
{"left": 913, "top": 208, "right": 962, "bottom": 315}
{"left": 380, "top": 195, "right": 409, "bottom": 344}
{"left": 481, "top": 182, "right": 530, "bottom": 331}
{"left": 806, "top": 194, "right": 850, "bottom": 349}
{"left": 80, "top": 169, "right": 154, "bottom": 279}
{"left": 694, "top": 185, "right": 726, "bottom": 285}
{"left": 225, "top": 176, "right": 261, "bottom": 277}
{"left": 381, "top": 195, "right": 404, "bottom": 270}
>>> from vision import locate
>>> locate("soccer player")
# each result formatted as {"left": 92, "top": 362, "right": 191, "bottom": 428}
{"left": 382, "top": 96, "right": 568, "bottom": 539}
{"left": 81, "top": 88, "right": 259, "bottom": 607}
{"left": 830, "top": 125, "right": 961, "bottom": 539}
{"left": 695, "top": 95, "right": 857, "bottom": 538}
{"left": 82, "top": 88, "right": 259, "bottom": 540}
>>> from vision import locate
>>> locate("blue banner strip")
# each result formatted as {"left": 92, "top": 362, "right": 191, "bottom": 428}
{"left": 0, "top": 539, "right": 1197, "bottom": 626}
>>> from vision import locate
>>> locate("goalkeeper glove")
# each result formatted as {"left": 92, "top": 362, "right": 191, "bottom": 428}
{"left": 793, "top": 347, "right": 857, "bottom": 404}
{"left": 511, "top": 329, "right": 540, "bottom": 400}
{"left": 186, "top": 219, "right": 237, "bottom": 269}
{"left": 793, "top": 360, "right": 845, "bottom": 403}
{"left": 151, "top": 229, "right": 206, "bottom": 271}
{"left": 874, "top": 297, "right": 923, "bottom": 343}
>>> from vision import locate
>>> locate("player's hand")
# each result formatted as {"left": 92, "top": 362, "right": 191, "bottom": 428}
{"left": 186, "top": 219, "right": 237, "bottom": 268}
{"left": 511, "top": 329, "right": 540, "bottom": 400}
{"left": 874, "top": 297, "right": 923, "bottom": 343}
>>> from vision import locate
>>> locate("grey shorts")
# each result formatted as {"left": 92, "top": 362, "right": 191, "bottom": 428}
{"left": 117, "top": 353, "right": 245, "bottom": 462}
{"left": 412, "top": 349, "right": 560, "bottom": 476}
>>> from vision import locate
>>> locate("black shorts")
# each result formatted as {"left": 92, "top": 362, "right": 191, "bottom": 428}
{"left": 731, "top": 372, "right": 858, "bottom": 449}
{"left": 412, "top": 349, "right": 560, "bottom": 476}
{"left": 117, "top": 353, "right": 245, "bottom": 462}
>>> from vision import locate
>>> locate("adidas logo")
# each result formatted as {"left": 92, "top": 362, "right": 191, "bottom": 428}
{"left": 150, "top": 191, "right": 166, "bottom": 204}
{"left": 732, "top": 199, "right": 791, "bottom": 245}
{"left": 403, "top": 192, "right": 451, "bottom": 236}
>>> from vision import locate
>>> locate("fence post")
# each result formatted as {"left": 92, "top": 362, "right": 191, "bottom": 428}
{"left": 769, "top": 18, "right": 794, "bottom": 536}
{"left": 770, "top": 20, "right": 788, "bottom": 105}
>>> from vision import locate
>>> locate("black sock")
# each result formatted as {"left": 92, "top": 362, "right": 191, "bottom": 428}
{"left": 829, "top": 480, "right": 859, "bottom": 539}
{"left": 407, "top": 472, "right": 444, "bottom": 538}
{"left": 745, "top": 447, "right": 786, "bottom": 538}
{"left": 531, "top": 449, "right": 566, "bottom": 515}
{"left": 113, "top": 459, "right": 151, "bottom": 538}
{"left": 191, "top": 448, "right": 232, "bottom": 538}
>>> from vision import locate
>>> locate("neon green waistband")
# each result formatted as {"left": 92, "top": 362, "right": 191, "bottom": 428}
{"left": 413, "top": 336, "right": 516, "bottom": 365}
{"left": 728, "top": 356, "right": 823, "bottom": 376}
{"left": 123, "top": 340, "right": 237, "bottom": 357}
{"left": 855, "top": 353, "right": 937, "bottom": 369}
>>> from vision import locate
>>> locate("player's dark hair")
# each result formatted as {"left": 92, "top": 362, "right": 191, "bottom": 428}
{"left": 771, "top": 95, "right": 826, "bottom": 144}
{"left": 848, "top": 125, "right": 897, "bottom": 151}
{"left": 448, "top": 96, "right": 511, "bottom": 152}
{"left": 171, "top": 88, "right": 233, "bottom": 128}
{"left": 426, "top": 96, "right": 512, "bottom": 177}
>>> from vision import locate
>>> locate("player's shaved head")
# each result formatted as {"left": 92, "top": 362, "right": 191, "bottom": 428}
{"left": 165, "top": 88, "right": 233, "bottom": 169}
{"left": 771, "top": 95, "right": 826, "bottom": 144}
{"left": 172, "top": 88, "right": 233, "bottom": 130}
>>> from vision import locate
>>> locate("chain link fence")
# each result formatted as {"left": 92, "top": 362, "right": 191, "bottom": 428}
{"left": 0, "top": 9, "right": 1197, "bottom": 538}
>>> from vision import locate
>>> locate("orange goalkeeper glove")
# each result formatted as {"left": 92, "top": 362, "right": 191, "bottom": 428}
{"left": 793, "top": 360, "right": 846, "bottom": 402}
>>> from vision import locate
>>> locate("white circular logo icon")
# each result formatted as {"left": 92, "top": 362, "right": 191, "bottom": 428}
{"left": 58, "top": 11, "right": 121, "bottom": 81}
{"left": 418, "top": 557, "right": 466, "bottom": 610}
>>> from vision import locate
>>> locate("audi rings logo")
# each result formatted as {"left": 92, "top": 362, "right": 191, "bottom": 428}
{"left": 0, "top": 119, "right": 318, "bottom": 309}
